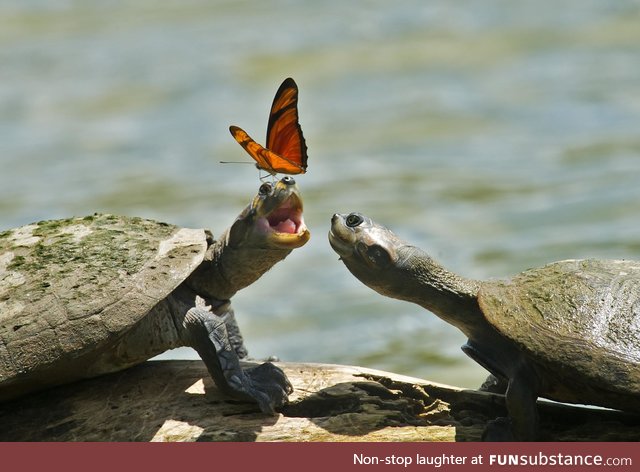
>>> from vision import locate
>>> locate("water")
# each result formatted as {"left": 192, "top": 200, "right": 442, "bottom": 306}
{"left": 1, "top": 0, "right": 639, "bottom": 388}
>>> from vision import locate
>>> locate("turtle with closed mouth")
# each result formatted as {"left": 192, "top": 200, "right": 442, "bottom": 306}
{"left": 329, "top": 212, "right": 640, "bottom": 440}
{"left": 0, "top": 176, "right": 309, "bottom": 414}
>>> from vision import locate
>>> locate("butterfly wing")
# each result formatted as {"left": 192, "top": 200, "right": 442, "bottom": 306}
{"left": 229, "top": 125, "right": 283, "bottom": 175}
{"left": 265, "top": 78, "right": 308, "bottom": 174}
{"left": 229, "top": 78, "right": 308, "bottom": 175}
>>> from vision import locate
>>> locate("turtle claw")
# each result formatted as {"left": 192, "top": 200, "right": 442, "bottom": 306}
{"left": 482, "top": 417, "right": 515, "bottom": 441}
{"left": 183, "top": 307, "right": 293, "bottom": 414}
{"left": 233, "top": 362, "right": 293, "bottom": 414}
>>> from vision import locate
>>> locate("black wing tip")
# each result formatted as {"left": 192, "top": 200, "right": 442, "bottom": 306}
{"left": 277, "top": 77, "right": 298, "bottom": 95}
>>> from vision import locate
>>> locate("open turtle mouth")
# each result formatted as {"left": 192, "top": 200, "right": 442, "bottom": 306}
{"left": 258, "top": 194, "right": 310, "bottom": 248}
{"left": 267, "top": 198, "right": 304, "bottom": 234}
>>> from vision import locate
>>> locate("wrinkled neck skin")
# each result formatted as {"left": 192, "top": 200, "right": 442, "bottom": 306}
{"left": 382, "top": 246, "right": 484, "bottom": 339}
{"left": 186, "top": 227, "right": 291, "bottom": 304}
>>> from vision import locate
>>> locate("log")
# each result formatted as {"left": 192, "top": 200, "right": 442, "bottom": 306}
{"left": 0, "top": 360, "right": 639, "bottom": 442}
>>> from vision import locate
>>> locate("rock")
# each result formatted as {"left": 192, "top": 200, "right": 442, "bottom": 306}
{"left": 0, "top": 360, "right": 638, "bottom": 441}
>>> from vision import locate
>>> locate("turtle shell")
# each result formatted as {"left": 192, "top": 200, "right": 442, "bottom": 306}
{"left": 478, "top": 259, "right": 640, "bottom": 406}
{"left": 0, "top": 214, "right": 207, "bottom": 388}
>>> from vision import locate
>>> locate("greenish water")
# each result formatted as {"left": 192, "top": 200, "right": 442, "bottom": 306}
{"left": 1, "top": 0, "right": 640, "bottom": 388}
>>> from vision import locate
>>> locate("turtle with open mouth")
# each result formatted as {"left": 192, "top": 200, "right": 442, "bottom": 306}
{"left": 0, "top": 176, "right": 310, "bottom": 413}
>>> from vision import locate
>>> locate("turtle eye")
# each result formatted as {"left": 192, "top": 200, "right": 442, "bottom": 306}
{"left": 345, "top": 213, "right": 363, "bottom": 227}
{"left": 258, "top": 183, "right": 272, "bottom": 196}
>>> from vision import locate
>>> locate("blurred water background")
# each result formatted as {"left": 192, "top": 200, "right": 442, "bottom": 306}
{"left": 1, "top": 0, "right": 639, "bottom": 388}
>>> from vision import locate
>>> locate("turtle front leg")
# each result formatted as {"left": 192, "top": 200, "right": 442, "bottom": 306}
{"left": 182, "top": 306, "right": 292, "bottom": 414}
{"left": 483, "top": 368, "right": 540, "bottom": 441}
{"left": 210, "top": 300, "right": 248, "bottom": 359}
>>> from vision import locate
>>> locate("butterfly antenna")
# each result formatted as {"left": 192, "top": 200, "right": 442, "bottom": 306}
{"left": 219, "top": 160, "right": 254, "bottom": 165}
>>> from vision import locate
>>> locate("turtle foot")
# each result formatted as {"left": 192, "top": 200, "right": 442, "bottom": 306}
{"left": 482, "top": 417, "right": 515, "bottom": 441}
{"left": 183, "top": 307, "right": 292, "bottom": 414}
{"left": 232, "top": 362, "right": 293, "bottom": 414}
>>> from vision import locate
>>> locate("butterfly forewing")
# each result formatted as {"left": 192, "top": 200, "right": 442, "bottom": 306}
{"left": 266, "top": 78, "right": 308, "bottom": 172}
{"left": 229, "top": 78, "right": 308, "bottom": 176}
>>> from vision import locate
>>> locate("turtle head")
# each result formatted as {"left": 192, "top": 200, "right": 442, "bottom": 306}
{"left": 190, "top": 176, "right": 310, "bottom": 301}
{"left": 228, "top": 176, "right": 310, "bottom": 250}
{"left": 329, "top": 212, "right": 414, "bottom": 298}
{"left": 329, "top": 212, "right": 482, "bottom": 334}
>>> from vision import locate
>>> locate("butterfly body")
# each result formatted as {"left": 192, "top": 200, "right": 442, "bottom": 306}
{"left": 230, "top": 78, "right": 308, "bottom": 176}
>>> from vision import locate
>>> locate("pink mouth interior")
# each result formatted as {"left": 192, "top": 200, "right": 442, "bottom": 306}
{"left": 267, "top": 200, "right": 302, "bottom": 234}
{"left": 272, "top": 218, "right": 297, "bottom": 233}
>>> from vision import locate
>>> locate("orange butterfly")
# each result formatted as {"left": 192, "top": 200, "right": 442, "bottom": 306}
{"left": 229, "top": 78, "right": 308, "bottom": 176}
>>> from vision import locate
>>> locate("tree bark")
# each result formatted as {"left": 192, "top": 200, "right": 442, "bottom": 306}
{"left": 0, "top": 360, "right": 638, "bottom": 441}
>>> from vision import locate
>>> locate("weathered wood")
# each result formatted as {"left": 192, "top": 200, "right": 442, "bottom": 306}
{"left": 0, "top": 360, "right": 638, "bottom": 441}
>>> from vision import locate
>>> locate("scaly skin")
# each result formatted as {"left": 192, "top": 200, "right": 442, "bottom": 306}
{"left": 0, "top": 177, "right": 309, "bottom": 415}
{"left": 181, "top": 176, "right": 310, "bottom": 413}
{"left": 329, "top": 212, "right": 640, "bottom": 440}
{"left": 84, "top": 177, "right": 310, "bottom": 414}
{"left": 188, "top": 175, "right": 309, "bottom": 302}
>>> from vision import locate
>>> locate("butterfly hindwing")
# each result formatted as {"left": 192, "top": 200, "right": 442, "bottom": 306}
{"left": 229, "top": 125, "right": 305, "bottom": 175}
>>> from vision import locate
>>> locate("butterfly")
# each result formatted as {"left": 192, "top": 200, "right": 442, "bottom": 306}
{"left": 229, "top": 78, "right": 308, "bottom": 176}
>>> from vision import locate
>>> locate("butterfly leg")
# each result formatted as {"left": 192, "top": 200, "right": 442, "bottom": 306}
{"left": 258, "top": 168, "right": 278, "bottom": 185}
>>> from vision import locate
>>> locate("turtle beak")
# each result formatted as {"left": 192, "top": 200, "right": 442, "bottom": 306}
{"left": 256, "top": 177, "right": 310, "bottom": 249}
{"left": 328, "top": 213, "right": 355, "bottom": 258}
